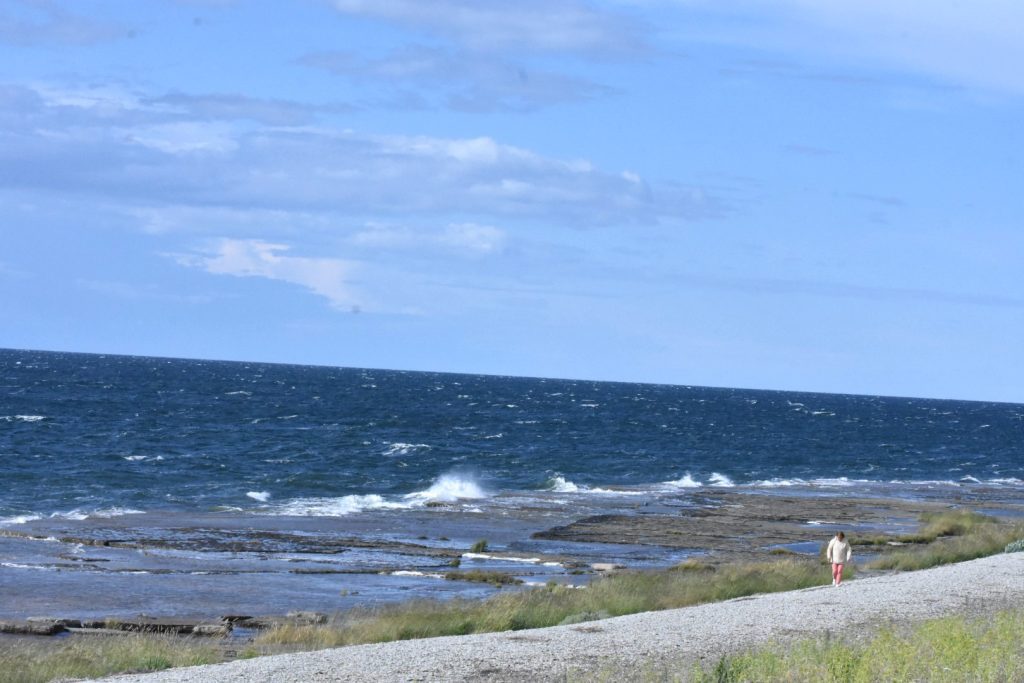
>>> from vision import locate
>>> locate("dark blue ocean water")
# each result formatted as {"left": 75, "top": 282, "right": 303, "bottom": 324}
{"left": 2, "top": 348, "right": 1022, "bottom": 521}
{"left": 1, "top": 348, "right": 1023, "bottom": 620}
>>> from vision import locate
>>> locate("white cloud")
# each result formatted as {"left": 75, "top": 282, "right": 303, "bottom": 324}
{"left": 177, "top": 239, "right": 361, "bottom": 310}
{"left": 329, "top": 0, "right": 645, "bottom": 54}
{"left": 0, "top": 85, "right": 720, "bottom": 226}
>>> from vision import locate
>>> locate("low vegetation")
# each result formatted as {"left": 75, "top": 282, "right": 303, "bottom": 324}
{"left": 689, "top": 609, "right": 1024, "bottom": 683}
{"left": 257, "top": 557, "right": 835, "bottom": 648}
{"left": 866, "top": 512, "right": 1024, "bottom": 572}
{"left": 443, "top": 569, "right": 523, "bottom": 586}
{"left": 0, "top": 633, "right": 219, "bottom": 683}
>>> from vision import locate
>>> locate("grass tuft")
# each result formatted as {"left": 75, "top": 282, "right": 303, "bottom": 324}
{"left": 0, "top": 634, "right": 219, "bottom": 683}
{"left": 690, "top": 609, "right": 1024, "bottom": 683}
{"left": 867, "top": 518, "right": 1024, "bottom": 572}
{"left": 444, "top": 570, "right": 523, "bottom": 586}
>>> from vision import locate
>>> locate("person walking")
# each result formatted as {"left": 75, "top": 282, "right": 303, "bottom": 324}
{"left": 826, "top": 531, "right": 852, "bottom": 586}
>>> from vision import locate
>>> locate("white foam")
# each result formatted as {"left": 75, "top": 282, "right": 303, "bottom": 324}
{"left": 225, "top": 390, "right": 252, "bottom": 396}
{"left": 404, "top": 474, "right": 487, "bottom": 503}
{"left": 382, "top": 442, "right": 431, "bottom": 457}
{"left": 390, "top": 570, "right": 444, "bottom": 579}
{"left": 462, "top": 553, "right": 555, "bottom": 565}
{"left": 274, "top": 494, "right": 412, "bottom": 517}
{"left": 88, "top": 507, "right": 145, "bottom": 519}
{"left": 2, "top": 415, "right": 46, "bottom": 422}
{"left": 709, "top": 472, "right": 735, "bottom": 487}
{"left": 665, "top": 474, "right": 702, "bottom": 488}
{"left": 751, "top": 478, "right": 805, "bottom": 487}
{"left": 247, "top": 491, "right": 271, "bottom": 502}
{"left": 548, "top": 476, "right": 579, "bottom": 493}
{"left": 0, "top": 514, "right": 41, "bottom": 525}
{"left": 1, "top": 562, "right": 53, "bottom": 571}
{"left": 123, "top": 455, "right": 147, "bottom": 461}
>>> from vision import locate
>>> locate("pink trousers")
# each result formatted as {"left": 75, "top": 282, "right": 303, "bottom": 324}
{"left": 831, "top": 563, "right": 845, "bottom": 584}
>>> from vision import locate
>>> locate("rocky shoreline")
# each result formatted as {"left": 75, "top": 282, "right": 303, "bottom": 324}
{"left": 3, "top": 489, "right": 1023, "bottom": 634}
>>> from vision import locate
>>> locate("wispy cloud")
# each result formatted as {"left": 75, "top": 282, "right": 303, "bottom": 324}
{"left": 328, "top": 0, "right": 646, "bottom": 55}
{"left": 301, "top": 47, "right": 610, "bottom": 112}
{"left": 665, "top": 271, "right": 1024, "bottom": 309}
{"left": 146, "top": 93, "right": 353, "bottom": 126}
{"left": 350, "top": 223, "right": 506, "bottom": 255}
{"left": 0, "top": 0, "right": 131, "bottom": 46}
{"left": 175, "top": 239, "right": 362, "bottom": 310}
{"left": 666, "top": 0, "right": 1024, "bottom": 96}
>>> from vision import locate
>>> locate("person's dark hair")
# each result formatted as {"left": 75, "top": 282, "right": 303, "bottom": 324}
{"left": 836, "top": 531, "right": 845, "bottom": 540}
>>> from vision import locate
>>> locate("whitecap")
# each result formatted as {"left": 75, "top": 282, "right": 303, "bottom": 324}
{"left": 123, "top": 455, "right": 147, "bottom": 461}
{"left": 382, "top": 442, "right": 431, "bottom": 457}
{"left": 752, "top": 478, "right": 806, "bottom": 487}
{"left": 404, "top": 474, "right": 487, "bottom": 503}
{"left": 89, "top": 507, "right": 145, "bottom": 519}
{"left": 272, "top": 494, "right": 412, "bottom": 517}
{"left": 547, "top": 476, "right": 579, "bottom": 493}
{"left": 2, "top": 415, "right": 46, "bottom": 422}
{"left": 0, "top": 514, "right": 41, "bottom": 525}
{"left": 665, "top": 474, "right": 702, "bottom": 488}
{"left": 225, "top": 390, "right": 252, "bottom": 396}
{"left": 247, "top": 491, "right": 271, "bottom": 503}
{"left": 709, "top": 472, "right": 735, "bottom": 487}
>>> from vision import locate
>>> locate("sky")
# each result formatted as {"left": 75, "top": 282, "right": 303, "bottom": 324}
{"left": 1, "top": 0, "right": 1022, "bottom": 403}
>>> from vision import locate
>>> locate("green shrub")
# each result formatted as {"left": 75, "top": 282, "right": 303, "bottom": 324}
{"left": 1005, "top": 538, "right": 1024, "bottom": 553}
{"left": 469, "top": 539, "right": 488, "bottom": 553}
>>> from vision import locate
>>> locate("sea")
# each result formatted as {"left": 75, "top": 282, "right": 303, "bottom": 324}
{"left": 1, "top": 348, "right": 1022, "bottom": 622}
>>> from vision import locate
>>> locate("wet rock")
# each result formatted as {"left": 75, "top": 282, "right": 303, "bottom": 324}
{"left": 220, "top": 615, "right": 254, "bottom": 624}
{"left": 101, "top": 617, "right": 205, "bottom": 634}
{"left": 591, "top": 563, "right": 625, "bottom": 572}
{"left": 192, "top": 623, "right": 232, "bottom": 637}
{"left": 0, "top": 620, "right": 66, "bottom": 636}
{"left": 28, "top": 616, "right": 82, "bottom": 628}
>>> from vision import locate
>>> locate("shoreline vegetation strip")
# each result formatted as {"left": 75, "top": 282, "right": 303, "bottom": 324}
{"left": 2, "top": 510, "right": 1023, "bottom": 683}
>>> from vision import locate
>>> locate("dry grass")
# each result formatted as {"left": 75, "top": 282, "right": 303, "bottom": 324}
{"left": 0, "top": 633, "right": 220, "bottom": 683}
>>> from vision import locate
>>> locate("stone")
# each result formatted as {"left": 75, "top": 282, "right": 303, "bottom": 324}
{"left": 591, "top": 563, "right": 625, "bottom": 572}
{"left": 0, "top": 620, "right": 66, "bottom": 636}
{"left": 192, "top": 623, "right": 232, "bottom": 637}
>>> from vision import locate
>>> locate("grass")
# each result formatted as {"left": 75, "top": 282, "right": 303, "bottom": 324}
{"left": 256, "top": 557, "right": 835, "bottom": 648}
{"left": 688, "top": 609, "right": 1024, "bottom": 683}
{"left": 443, "top": 569, "right": 523, "bottom": 586}
{"left": 852, "top": 510, "right": 995, "bottom": 547}
{"left": 0, "top": 634, "right": 220, "bottom": 683}
{"left": 866, "top": 512, "right": 1024, "bottom": 571}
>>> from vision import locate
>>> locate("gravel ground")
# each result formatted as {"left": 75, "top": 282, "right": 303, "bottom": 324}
{"left": 96, "top": 553, "right": 1024, "bottom": 682}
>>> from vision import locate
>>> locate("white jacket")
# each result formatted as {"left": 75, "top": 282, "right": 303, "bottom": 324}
{"left": 827, "top": 538, "right": 852, "bottom": 564}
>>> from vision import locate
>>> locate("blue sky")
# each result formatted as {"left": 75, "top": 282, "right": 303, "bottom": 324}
{"left": 2, "top": 0, "right": 1022, "bottom": 402}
